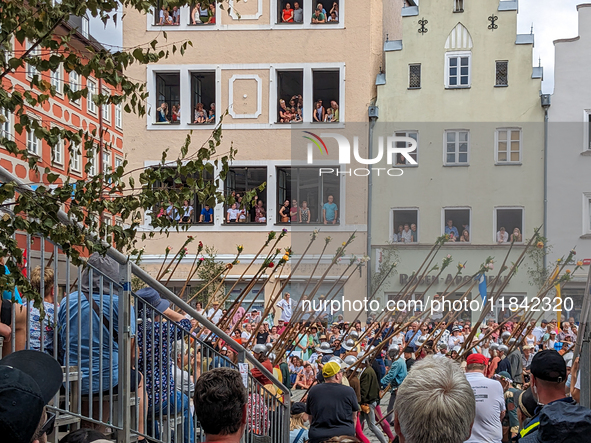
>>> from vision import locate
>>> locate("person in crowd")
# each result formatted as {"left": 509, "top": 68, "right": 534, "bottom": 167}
{"left": 497, "top": 227, "right": 509, "bottom": 244}
{"left": 359, "top": 360, "right": 387, "bottom": 443}
{"left": 199, "top": 203, "right": 214, "bottom": 223}
{"left": 409, "top": 222, "right": 418, "bottom": 242}
{"left": 393, "top": 356, "right": 475, "bottom": 443}
{"left": 251, "top": 344, "right": 274, "bottom": 386}
{"left": 290, "top": 402, "right": 309, "bottom": 443}
{"left": 279, "top": 199, "right": 290, "bottom": 223}
{"left": 445, "top": 219, "right": 459, "bottom": 238}
{"left": 381, "top": 345, "right": 407, "bottom": 427}
{"left": 294, "top": 362, "right": 316, "bottom": 389}
{"left": 277, "top": 292, "right": 293, "bottom": 323}
{"left": 163, "top": 9, "right": 173, "bottom": 24}
{"left": 191, "top": 4, "right": 201, "bottom": 24}
{"left": 198, "top": 2, "right": 209, "bottom": 23}
{"left": 324, "top": 107, "right": 334, "bottom": 122}
{"left": 0, "top": 350, "right": 63, "bottom": 443}
{"left": 400, "top": 223, "right": 412, "bottom": 243}
{"left": 510, "top": 227, "right": 522, "bottom": 243}
{"left": 496, "top": 344, "right": 512, "bottom": 375}
{"left": 226, "top": 202, "right": 240, "bottom": 223}
{"left": 328, "top": 11, "right": 338, "bottom": 22}
{"left": 158, "top": 5, "right": 167, "bottom": 25}
{"left": 279, "top": 99, "right": 291, "bottom": 123}
{"left": 329, "top": 2, "right": 339, "bottom": 20}
{"left": 28, "top": 266, "right": 57, "bottom": 354}
{"left": 494, "top": 371, "right": 520, "bottom": 442}
{"left": 193, "top": 368, "right": 247, "bottom": 443}
{"left": 207, "top": 3, "right": 216, "bottom": 24}
{"left": 255, "top": 323, "right": 269, "bottom": 345}
{"left": 241, "top": 322, "right": 253, "bottom": 342}
{"left": 313, "top": 100, "right": 325, "bottom": 121}
{"left": 282, "top": 2, "right": 294, "bottom": 22}
{"left": 323, "top": 195, "right": 338, "bottom": 224}
{"left": 166, "top": 200, "right": 180, "bottom": 222}
{"left": 291, "top": 199, "right": 300, "bottom": 223}
{"left": 207, "top": 102, "right": 215, "bottom": 123}
{"left": 293, "top": 1, "right": 304, "bottom": 22}
{"left": 464, "top": 353, "right": 505, "bottom": 443}
{"left": 207, "top": 300, "right": 223, "bottom": 323}
{"left": 1, "top": 251, "right": 23, "bottom": 303}
{"left": 330, "top": 100, "right": 339, "bottom": 122}
{"left": 254, "top": 199, "right": 266, "bottom": 223}
{"left": 171, "top": 104, "right": 180, "bottom": 122}
{"left": 59, "top": 428, "right": 108, "bottom": 443}
{"left": 306, "top": 361, "right": 359, "bottom": 443}
{"left": 156, "top": 102, "right": 169, "bottom": 122}
{"left": 392, "top": 224, "right": 403, "bottom": 242}
{"left": 180, "top": 199, "right": 194, "bottom": 223}
{"left": 460, "top": 229, "right": 470, "bottom": 242}
{"left": 173, "top": 340, "right": 197, "bottom": 395}
{"left": 404, "top": 322, "right": 422, "bottom": 352}
{"left": 506, "top": 345, "right": 523, "bottom": 385}
{"left": 300, "top": 200, "right": 311, "bottom": 223}
{"left": 311, "top": 5, "right": 326, "bottom": 23}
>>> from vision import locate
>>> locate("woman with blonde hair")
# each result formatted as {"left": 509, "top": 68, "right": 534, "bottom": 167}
{"left": 510, "top": 227, "right": 522, "bottom": 243}
{"left": 290, "top": 402, "right": 309, "bottom": 443}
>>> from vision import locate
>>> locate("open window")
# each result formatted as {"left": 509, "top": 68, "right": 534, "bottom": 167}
{"left": 190, "top": 71, "right": 216, "bottom": 124}
{"left": 224, "top": 167, "right": 267, "bottom": 224}
{"left": 277, "top": 167, "right": 339, "bottom": 224}
{"left": 189, "top": 2, "right": 216, "bottom": 25}
{"left": 392, "top": 209, "right": 418, "bottom": 243}
{"left": 155, "top": 72, "right": 180, "bottom": 124}
{"left": 312, "top": 70, "right": 340, "bottom": 123}
{"left": 276, "top": 70, "right": 303, "bottom": 123}
{"left": 394, "top": 131, "right": 418, "bottom": 166}
{"left": 495, "top": 208, "right": 523, "bottom": 244}
{"left": 443, "top": 208, "right": 470, "bottom": 242}
{"left": 278, "top": 0, "right": 305, "bottom": 23}
{"left": 154, "top": 0, "right": 182, "bottom": 25}
{"left": 312, "top": 0, "right": 339, "bottom": 24}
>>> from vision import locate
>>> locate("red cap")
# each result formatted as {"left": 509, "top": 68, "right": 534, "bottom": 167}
{"left": 466, "top": 353, "right": 489, "bottom": 366}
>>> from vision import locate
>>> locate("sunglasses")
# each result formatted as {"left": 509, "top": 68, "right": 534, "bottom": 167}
{"left": 40, "top": 411, "right": 56, "bottom": 437}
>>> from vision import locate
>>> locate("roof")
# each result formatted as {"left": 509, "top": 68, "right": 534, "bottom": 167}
{"left": 515, "top": 34, "right": 534, "bottom": 45}
{"left": 384, "top": 40, "right": 403, "bottom": 52}
{"left": 498, "top": 1, "right": 518, "bottom": 12}
{"left": 375, "top": 73, "right": 386, "bottom": 86}
{"left": 402, "top": 6, "right": 419, "bottom": 17}
{"left": 63, "top": 15, "right": 108, "bottom": 52}
{"left": 532, "top": 66, "right": 543, "bottom": 79}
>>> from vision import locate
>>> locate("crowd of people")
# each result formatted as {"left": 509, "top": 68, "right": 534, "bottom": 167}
{"left": 155, "top": 101, "right": 215, "bottom": 124}
{"left": 278, "top": 96, "right": 339, "bottom": 123}
{"left": 280, "top": 2, "right": 339, "bottom": 24}
{"left": 156, "top": 3, "right": 217, "bottom": 26}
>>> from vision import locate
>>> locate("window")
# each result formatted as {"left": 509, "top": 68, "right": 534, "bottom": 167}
{"left": 87, "top": 153, "right": 97, "bottom": 177}
{"left": 446, "top": 53, "right": 471, "bottom": 88}
{"left": 276, "top": 167, "right": 340, "bottom": 224}
{"left": 69, "top": 143, "right": 81, "bottom": 173}
{"left": 225, "top": 167, "right": 267, "bottom": 224}
{"left": 454, "top": 0, "right": 464, "bottom": 12}
{"left": 27, "top": 127, "right": 39, "bottom": 156}
{"left": 276, "top": 70, "right": 303, "bottom": 123}
{"left": 115, "top": 103, "right": 123, "bottom": 129}
{"left": 26, "top": 41, "right": 41, "bottom": 79}
{"left": 495, "top": 208, "right": 524, "bottom": 244}
{"left": 495, "top": 61, "right": 508, "bottom": 86}
{"left": 277, "top": 0, "right": 305, "bottom": 24}
{"left": 394, "top": 131, "right": 418, "bottom": 166}
{"left": 189, "top": 2, "right": 214, "bottom": 25}
{"left": 392, "top": 209, "right": 418, "bottom": 243}
{"left": 52, "top": 137, "right": 63, "bottom": 165}
{"left": 443, "top": 208, "right": 471, "bottom": 242}
{"left": 102, "top": 215, "right": 112, "bottom": 242}
{"left": 87, "top": 79, "right": 97, "bottom": 114}
{"left": 155, "top": 72, "right": 180, "bottom": 123}
{"left": 312, "top": 70, "right": 340, "bottom": 123}
{"left": 190, "top": 71, "right": 215, "bottom": 124}
{"left": 496, "top": 128, "right": 521, "bottom": 163}
{"left": 69, "top": 71, "right": 80, "bottom": 104}
{"left": 50, "top": 64, "right": 62, "bottom": 93}
{"left": 102, "top": 151, "right": 111, "bottom": 174}
{"left": 115, "top": 156, "right": 123, "bottom": 170}
{"left": 409, "top": 64, "right": 421, "bottom": 89}
{"left": 311, "top": 0, "right": 339, "bottom": 24}
{"left": 102, "top": 88, "right": 111, "bottom": 123}
{"left": 444, "top": 130, "right": 469, "bottom": 165}
{"left": 81, "top": 16, "right": 90, "bottom": 38}
{"left": 0, "top": 108, "right": 11, "bottom": 141}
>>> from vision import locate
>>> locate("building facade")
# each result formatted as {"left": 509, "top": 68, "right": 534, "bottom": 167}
{"left": 548, "top": 3, "right": 591, "bottom": 320}
{"left": 122, "top": 1, "right": 401, "bottom": 315}
{"left": 371, "top": 0, "right": 548, "bottom": 322}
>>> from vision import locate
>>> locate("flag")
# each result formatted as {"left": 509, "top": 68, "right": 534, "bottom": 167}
{"left": 476, "top": 273, "right": 487, "bottom": 307}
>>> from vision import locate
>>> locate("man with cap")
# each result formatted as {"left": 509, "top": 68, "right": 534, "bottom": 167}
{"left": 360, "top": 357, "right": 387, "bottom": 443}
{"left": 381, "top": 344, "right": 407, "bottom": 427}
{"left": 533, "top": 319, "right": 548, "bottom": 346}
{"left": 0, "top": 350, "right": 63, "bottom": 443}
{"left": 518, "top": 349, "right": 586, "bottom": 441}
{"left": 464, "top": 353, "right": 505, "bottom": 443}
{"left": 403, "top": 346, "right": 415, "bottom": 372}
{"left": 306, "top": 360, "right": 359, "bottom": 443}
{"left": 494, "top": 371, "right": 521, "bottom": 441}
{"left": 206, "top": 300, "right": 223, "bottom": 324}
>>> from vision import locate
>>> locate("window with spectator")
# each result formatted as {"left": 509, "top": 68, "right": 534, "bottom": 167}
{"left": 190, "top": 71, "right": 216, "bottom": 124}
{"left": 311, "top": 1, "right": 339, "bottom": 24}
{"left": 155, "top": 72, "right": 180, "bottom": 124}
{"left": 224, "top": 167, "right": 267, "bottom": 224}
{"left": 277, "top": 1, "right": 300, "bottom": 23}
{"left": 394, "top": 131, "right": 418, "bottom": 165}
{"left": 276, "top": 70, "right": 303, "bottom": 123}
{"left": 495, "top": 208, "right": 523, "bottom": 244}
{"left": 312, "top": 70, "right": 340, "bottom": 122}
{"left": 154, "top": 1, "right": 182, "bottom": 25}
{"left": 190, "top": 2, "right": 216, "bottom": 25}
{"left": 392, "top": 209, "right": 418, "bottom": 243}
{"left": 277, "top": 167, "right": 339, "bottom": 224}
{"left": 443, "top": 208, "right": 470, "bottom": 243}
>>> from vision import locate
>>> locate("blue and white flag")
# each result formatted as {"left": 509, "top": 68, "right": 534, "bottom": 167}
{"left": 475, "top": 274, "right": 487, "bottom": 307}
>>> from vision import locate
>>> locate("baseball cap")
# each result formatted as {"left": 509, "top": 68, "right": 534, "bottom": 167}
{"left": 495, "top": 371, "right": 513, "bottom": 383}
{"left": 541, "top": 319, "right": 549, "bottom": 324}
{"left": 466, "top": 353, "right": 489, "bottom": 366}
{"left": 322, "top": 361, "right": 342, "bottom": 378}
{"left": 0, "top": 350, "right": 63, "bottom": 443}
{"left": 136, "top": 287, "right": 170, "bottom": 314}
{"left": 531, "top": 349, "right": 567, "bottom": 382}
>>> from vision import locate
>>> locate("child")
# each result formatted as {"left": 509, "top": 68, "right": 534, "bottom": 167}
{"left": 196, "top": 110, "right": 206, "bottom": 124}
{"left": 207, "top": 103, "right": 215, "bottom": 123}
{"left": 324, "top": 107, "right": 334, "bottom": 122}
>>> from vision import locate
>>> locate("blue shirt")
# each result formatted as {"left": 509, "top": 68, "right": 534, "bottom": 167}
{"left": 57, "top": 291, "right": 136, "bottom": 394}
{"left": 200, "top": 207, "right": 213, "bottom": 222}
{"left": 405, "top": 329, "right": 422, "bottom": 351}
{"left": 381, "top": 358, "right": 407, "bottom": 392}
{"left": 2, "top": 265, "right": 23, "bottom": 304}
{"left": 323, "top": 202, "right": 338, "bottom": 222}
{"left": 445, "top": 226, "right": 459, "bottom": 237}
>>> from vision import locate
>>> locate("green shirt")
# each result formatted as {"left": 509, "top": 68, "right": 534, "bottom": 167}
{"left": 312, "top": 12, "right": 325, "bottom": 21}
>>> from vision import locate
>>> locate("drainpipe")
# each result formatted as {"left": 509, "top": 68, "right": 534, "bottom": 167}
{"left": 98, "top": 78, "right": 104, "bottom": 230}
{"left": 367, "top": 105, "right": 379, "bottom": 301}
{"left": 541, "top": 94, "right": 551, "bottom": 270}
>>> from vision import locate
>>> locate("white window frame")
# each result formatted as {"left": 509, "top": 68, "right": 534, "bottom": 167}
{"left": 27, "top": 126, "right": 40, "bottom": 156}
{"left": 50, "top": 63, "right": 62, "bottom": 94}
{"left": 495, "top": 128, "right": 522, "bottom": 164}
{"left": 445, "top": 51, "right": 471, "bottom": 89}
{"left": 441, "top": 206, "right": 472, "bottom": 241}
{"left": 583, "top": 193, "right": 591, "bottom": 235}
{"left": 81, "top": 16, "right": 90, "bottom": 38}
{"left": 493, "top": 206, "right": 525, "bottom": 244}
{"left": 102, "top": 88, "right": 111, "bottom": 123}
{"left": 115, "top": 103, "right": 123, "bottom": 129}
{"left": 0, "top": 108, "right": 11, "bottom": 141}
{"left": 443, "top": 130, "right": 470, "bottom": 166}
{"left": 394, "top": 131, "right": 419, "bottom": 166}
{"left": 115, "top": 156, "right": 124, "bottom": 170}
{"left": 87, "top": 152, "right": 97, "bottom": 177}
{"left": 70, "top": 143, "right": 81, "bottom": 174}
{"left": 87, "top": 78, "right": 97, "bottom": 114}
{"left": 390, "top": 207, "right": 420, "bottom": 243}
{"left": 103, "top": 150, "right": 111, "bottom": 174}
{"left": 584, "top": 110, "right": 591, "bottom": 151}
{"left": 26, "top": 40, "right": 41, "bottom": 79}
{"left": 52, "top": 136, "right": 64, "bottom": 166}
{"left": 69, "top": 71, "right": 81, "bottom": 105}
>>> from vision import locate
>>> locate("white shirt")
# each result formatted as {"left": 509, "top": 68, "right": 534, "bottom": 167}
{"left": 276, "top": 298, "right": 293, "bottom": 322}
{"left": 241, "top": 331, "right": 252, "bottom": 341}
{"left": 464, "top": 372, "right": 505, "bottom": 443}
{"left": 172, "top": 365, "right": 194, "bottom": 394}
{"left": 401, "top": 229, "right": 412, "bottom": 243}
{"left": 227, "top": 208, "right": 241, "bottom": 220}
{"left": 207, "top": 307, "right": 223, "bottom": 324}
{"left": 496, "top": 231, "right": 509, "bottom": 243}
{"left": 532, "top": 326, "right": 545, "bottom": 343}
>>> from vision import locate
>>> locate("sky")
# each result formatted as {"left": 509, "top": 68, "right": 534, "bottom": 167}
{"left": 89, "top": 0, "right": 583, "bottom": 94}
